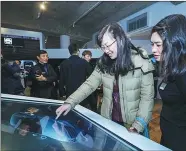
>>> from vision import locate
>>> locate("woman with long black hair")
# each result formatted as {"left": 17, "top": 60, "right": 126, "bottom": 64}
{"left": 151, "top": 14, "right": 186, "bottom": 151}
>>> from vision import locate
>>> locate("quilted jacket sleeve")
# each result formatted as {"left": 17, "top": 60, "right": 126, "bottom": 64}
{"left": 132, "top": 58, "right": 155, "bottom": 133}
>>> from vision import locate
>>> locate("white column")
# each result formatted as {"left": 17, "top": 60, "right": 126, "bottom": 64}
{"left": 60, "top": 35, "right": 70, "bottom": 49}
{"left": 40, "top": 33, "right": 46, "bottom": 50}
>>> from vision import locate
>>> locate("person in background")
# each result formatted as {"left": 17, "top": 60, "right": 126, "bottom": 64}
{"left": 30, "top": 50, "right": 57, "bottom": 99}
{"left": 82, "top": 50, "right": 92, "bottom": 63}
{"left": 1, "top": 60, "right": 24, "bottom": 95}
{"left": 15, "top": 60, "right": 21, "bottom": 66}
{"left": 82, "top": 50, "right": 97, "bottom": 70}
{"left": 82, "top": 50, "right": 98, "bottom": 112}
{"left": 59, "top": 44, "right": 92, "bottom": 107}
{"left": 15, "top": 60, "right": 26, "bottom": 89}
{"left": 51, "top": 65, "right": 60, "bottom": 100}
{"left": 56, "top": 23, "right": 154, "bottom": 137}
{"left": 151, "top": 14, "right": 186, "bottom": 151}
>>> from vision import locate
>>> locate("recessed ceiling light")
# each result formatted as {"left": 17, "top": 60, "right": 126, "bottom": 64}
{"left": 40, "top": 3, "right": 46, "bottom": 10}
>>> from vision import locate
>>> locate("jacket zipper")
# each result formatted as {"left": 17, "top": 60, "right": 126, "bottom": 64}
{"left": 109, "top": 78, "right": 114, "bottom": 119}
{"left": 121, "top": 76, "right": 128, "bottom": 123}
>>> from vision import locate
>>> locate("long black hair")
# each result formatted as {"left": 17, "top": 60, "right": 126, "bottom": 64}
{"left": 151, "top": 14, "right": 186, "bottom": 80}
{"left": 97, "top": 23, "right": 139, "bottom": 76}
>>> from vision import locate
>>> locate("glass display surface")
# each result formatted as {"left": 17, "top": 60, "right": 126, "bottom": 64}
{"left": 1, "top": 97, "right": 141, "bottom": 151}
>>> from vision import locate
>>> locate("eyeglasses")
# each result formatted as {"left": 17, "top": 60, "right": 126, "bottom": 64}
{"left": 101, "top": 40, "right": 116, "bottom": 51}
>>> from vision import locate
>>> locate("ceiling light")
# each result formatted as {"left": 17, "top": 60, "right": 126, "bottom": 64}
{"left": 40, "top": 3, "right": 46, "bottom": 10}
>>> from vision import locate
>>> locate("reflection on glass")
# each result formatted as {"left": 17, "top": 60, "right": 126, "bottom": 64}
{"left": 1, "top": 99, "right": 139, "bottom": 151}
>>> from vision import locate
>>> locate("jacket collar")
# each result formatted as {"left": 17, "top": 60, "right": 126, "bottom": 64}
{"left": 131, "top": 48, "right": 154, "bottom": 73}
{"left": 38, "top": 62, "right": 48, "bottom": 67}
{"left": 69, "top": 55, "right": 80, "bottom": 59}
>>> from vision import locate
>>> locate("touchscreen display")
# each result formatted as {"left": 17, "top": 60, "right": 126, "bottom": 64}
{"left": 1, "top": 98, "right": 140, "bottom": 151}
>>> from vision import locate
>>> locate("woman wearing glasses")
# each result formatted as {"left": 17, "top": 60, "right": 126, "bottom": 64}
{"left": 56, "top": 23, "right": 154, "bottom": 136}
{"left": 151, "top": 14, "right": 186, "bottom": 151}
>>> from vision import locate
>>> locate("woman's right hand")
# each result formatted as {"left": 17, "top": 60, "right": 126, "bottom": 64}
{"left": 55, "top": 103, "right": 72, "bottom": 120}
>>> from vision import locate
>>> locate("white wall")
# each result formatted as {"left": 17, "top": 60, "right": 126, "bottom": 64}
{"left": 118, "top": 2, "right": 186, "bottom": 54}
{"left": 44, "top": 48, "right": 103, "bottom": 59}
{"left": 1, "top": 27, "right": 45, "bottom": 50}
{"left": 43, "top": 49, "right": 70, "bottom": 59}
{"left": 119, "top": 2, "right": 186, "bottom": 32}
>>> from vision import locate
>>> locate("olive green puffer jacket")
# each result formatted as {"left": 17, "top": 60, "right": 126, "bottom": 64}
{"left": 66, "top": 48, "right": 154, "bottom": 133}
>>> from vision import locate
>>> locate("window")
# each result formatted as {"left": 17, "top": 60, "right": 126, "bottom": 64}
{"left": 127, "top": 13, "right": 147, "bottom": 32}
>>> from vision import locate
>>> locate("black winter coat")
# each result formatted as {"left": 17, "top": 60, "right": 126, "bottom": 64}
{"left": 30, "top": 63, "right": 57, "bottom": 99}
{"left": 1, "top": 62, "right": 24, "bottom": 95}
{"left": 59, "top": 55, "right": 92, "bottom": 97}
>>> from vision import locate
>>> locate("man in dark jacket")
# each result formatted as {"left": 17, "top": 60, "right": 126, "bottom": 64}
{"left": 30, "top": 50, "right": 57, "bottom": 99}
{"left": 82, "top": 50, "right": 98, "bottom": 112}
{"left": 59, "top": 44, "right": 92, "bottom": 106}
